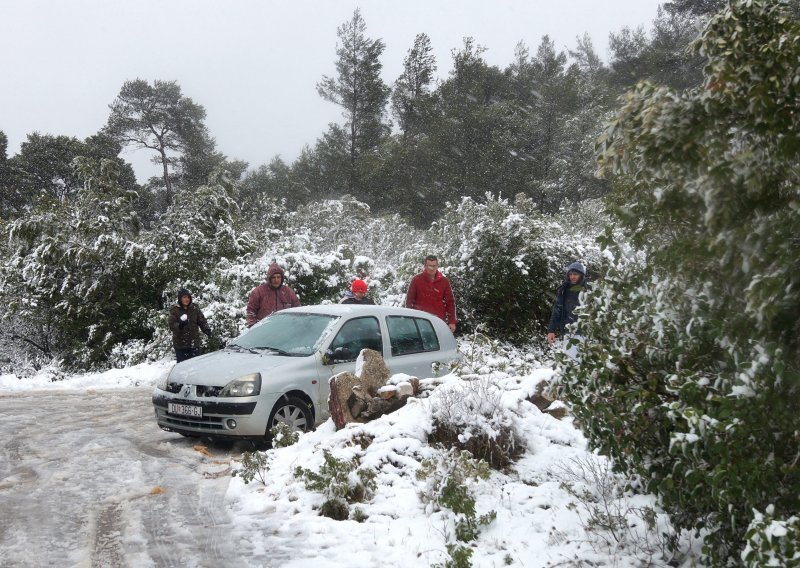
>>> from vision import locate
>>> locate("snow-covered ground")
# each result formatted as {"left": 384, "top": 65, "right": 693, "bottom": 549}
{"left": 0, "top": 359, "right": 173, "bottom": 392}
{"left": 0, "top": 350, "right": 698, "bottom": 567}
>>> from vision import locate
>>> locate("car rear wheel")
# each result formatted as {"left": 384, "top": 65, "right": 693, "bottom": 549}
{"left": 267, "top": 396, "right": 313, "bottom": 436}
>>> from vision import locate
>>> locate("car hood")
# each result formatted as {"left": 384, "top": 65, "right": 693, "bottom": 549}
{"left": 168, "top": 349, "right": 314, "bottom": 389}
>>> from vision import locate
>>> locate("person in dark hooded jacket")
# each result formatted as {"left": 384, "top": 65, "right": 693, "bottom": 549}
{"left": 547, "top": 261, "right": 588, "bottom": 345}
{"left": 246, "top": 263, "right": 301, "bottom": 327}
{"left": 168, "top": 288, "right": 212, "bottom": 362}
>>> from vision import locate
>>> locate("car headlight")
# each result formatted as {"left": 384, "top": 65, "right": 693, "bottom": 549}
{"left": 220, "top": 373, "right": 262, "bottom": 397}
{"left": 156, "top": 371, "right": 170, "bottom": 391}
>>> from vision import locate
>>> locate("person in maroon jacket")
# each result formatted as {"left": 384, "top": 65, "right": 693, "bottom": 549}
{"left": 246, "top": 263, "right": 301, "bottom": 327}
{"left": 405, "top": 255, "right": 457, "bottom": 332}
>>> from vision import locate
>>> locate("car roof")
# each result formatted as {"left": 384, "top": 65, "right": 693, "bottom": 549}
{"left": 279, "top": 304, "right": 437, "bottom": 319}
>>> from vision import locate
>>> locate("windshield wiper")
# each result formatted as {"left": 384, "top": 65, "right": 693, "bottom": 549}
{"left": 227, "top": 343, "right": 260, "bottom": 355}
{"left": 258, "top": 345, "right": 295, "bottom": 356}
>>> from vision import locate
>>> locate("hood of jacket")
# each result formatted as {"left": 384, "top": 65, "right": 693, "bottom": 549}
{"left": 564, "top": 261, "right": 586, "bottom": 285}
{"left": 266, "top": 263, "right": 286, "bottom": 286}
{"left": 177, "top": 288, "right": 193, "bottom": 306}
{"left": 566, "top": 261, "right": 586, "bottom": 276}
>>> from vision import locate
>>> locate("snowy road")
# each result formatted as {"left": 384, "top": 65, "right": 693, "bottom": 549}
{"left": 0, "top": 388, "right": 269, "bottom": 568}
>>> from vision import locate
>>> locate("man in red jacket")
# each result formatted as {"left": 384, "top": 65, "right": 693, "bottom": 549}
{"left": 246, "top": 263, "right": 301, "bottom": 327}
{"left": 405, "top": 255, "right": 457, "bottom": 332}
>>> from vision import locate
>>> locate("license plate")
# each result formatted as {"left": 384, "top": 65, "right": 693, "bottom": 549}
{"left": 168, "top": 402, "right": 203, "bottom": 417}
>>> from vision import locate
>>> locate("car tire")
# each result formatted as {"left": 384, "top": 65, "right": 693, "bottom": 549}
{"left": 266, "top": 396, "right": 313, "bottom": 437}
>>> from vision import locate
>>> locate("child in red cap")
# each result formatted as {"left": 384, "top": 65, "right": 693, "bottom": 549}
{"left": 340, "top": 279, "right": 374, "bottom": 304}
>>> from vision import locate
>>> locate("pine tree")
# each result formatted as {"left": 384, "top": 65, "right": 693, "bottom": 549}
{"left": 104, "top": 79, "right": 209, "bottom": 204}
{"left": 316, "top": 9, "right": 390, "bottom": 196}
{"left": 391, "top": 33, "right": 437, "bottom": 137}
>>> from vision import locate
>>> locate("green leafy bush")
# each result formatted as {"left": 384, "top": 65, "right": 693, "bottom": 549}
{"left": 742, "top": 508, "right": 800, "bottom": 568}
{"left": 270, "top": 421, "right": 300, "bottom": 448}
{"left": 418, "top": 449, "right": 495, "bottom": 568}
{"left": 294, "top": 449, "right": 376, "bottom": 520}
{"left": 560, "top": 1, "right": 800, "bottom": 563}
{"left": 234, "top": 450, "right": 272, "bottom": 486}
{"left": 430, "top": 194, "right": 606, "bottom": 342}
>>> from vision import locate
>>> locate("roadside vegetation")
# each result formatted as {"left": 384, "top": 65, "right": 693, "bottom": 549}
{"left": 1, "top": 1, "right": 798, "bottom": 564}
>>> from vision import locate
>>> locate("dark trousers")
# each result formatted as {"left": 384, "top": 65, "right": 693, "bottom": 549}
{"left": 175, "top": 347, "right": 200, "bottom": 363}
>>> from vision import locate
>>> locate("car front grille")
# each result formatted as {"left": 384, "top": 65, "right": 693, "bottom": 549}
{"left": 164, "top": 414, "right": 225, "bottom": 430}
{"left": 196, "top": 385, "right": 223, "bottom": 397}
{"left": 163, "top": 383, "right": 222, "bottom": 397}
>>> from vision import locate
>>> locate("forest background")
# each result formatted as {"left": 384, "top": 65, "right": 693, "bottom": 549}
{"left": 1, "top": 1, "right": 798, "bottom": 565}
{"left": 0, "top": 0, "right": 709, "bottom": 369}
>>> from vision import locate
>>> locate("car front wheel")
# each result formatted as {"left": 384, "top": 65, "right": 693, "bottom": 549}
{"left": 267, "top": 396, "right": 313, "bottom": 436}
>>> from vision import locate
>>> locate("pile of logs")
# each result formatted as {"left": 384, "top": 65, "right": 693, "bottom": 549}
{"left": 328, "top": 349, "right": 421, "bottom": 430}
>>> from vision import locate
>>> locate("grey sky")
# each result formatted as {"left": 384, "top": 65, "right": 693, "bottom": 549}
{"left": 1, "top": 0, "right": 664, "bottom": 182}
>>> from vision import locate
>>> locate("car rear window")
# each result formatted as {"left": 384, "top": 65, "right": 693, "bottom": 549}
{"left": 386, "top": 316, "right": 440, "bottom": 356}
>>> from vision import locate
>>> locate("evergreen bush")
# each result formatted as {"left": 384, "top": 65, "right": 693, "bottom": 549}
{"left": 294, "top": 449, "right": 377, "bottom": 520}
{"left": 431, "top": 194, "right": 605, "bottom": 342}
{"left": 429, "top": 377, "right": 523, "bottom": 470}
{"left": 742, "top": 508, "right": 800, "bottom": 567}
{"left": 559, "top": 1, "right": 800, "bottom": 563}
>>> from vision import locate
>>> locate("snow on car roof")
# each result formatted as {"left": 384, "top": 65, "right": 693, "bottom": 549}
{"left": 280, "top": 304, "right": 435, "bottom": 318}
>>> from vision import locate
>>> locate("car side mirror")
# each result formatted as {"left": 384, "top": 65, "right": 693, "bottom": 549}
{"left": 325, "top": 346, "right": 353, "bottom": 363}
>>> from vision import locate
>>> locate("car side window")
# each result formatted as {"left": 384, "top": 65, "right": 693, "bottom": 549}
{"left": 327, "top": 317, "right": 382, "bottom": 362}
{"left": 387, "top": 316, "right": 440, "bottom": 356}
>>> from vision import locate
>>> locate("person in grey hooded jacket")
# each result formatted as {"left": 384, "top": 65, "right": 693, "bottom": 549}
{"left": 547, "top": 262, "right": 588, "bottom": 345}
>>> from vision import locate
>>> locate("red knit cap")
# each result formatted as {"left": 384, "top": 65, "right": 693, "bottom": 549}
{"left": 351, "top": 279, "right": 368, "bottom": 293}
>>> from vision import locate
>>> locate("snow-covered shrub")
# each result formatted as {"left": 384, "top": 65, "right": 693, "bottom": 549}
{"left": 270, "top": 421, "right": 300, "bottom": 448}
{"left": 107, "top": 309, "right": 171, "bottom": 368}
{"left": 562, "top": 260, "right": 799, "bottom": 563}
{"left": 144, "top": 177, "right": 257, "bottom": 290}
{"left": 213, "top": 230, "right": 352, "bottom": 307}
{"left": 281, "top": 249, "right": 351, "bottom": 305}
{"left": 430, "top": 194, "right": 606, "bottom": 342}
{"left": 0, "top": 159, "right": 261, "bottom": 369}
{"left": 561, "top": 2, "right": 800, "bottom": 563}
{"left": 742, "top": 508, "right": 800, "bottom": 568}
{"left": 455, "top": 327, "right": 543, "bottom": 377}
{"left": 294, "top": 449, "right": 377, "bottom": 520}
{"left": 288, "top": 197, "right": 425, "bottom": 304}
{"left": 1, "top": 158, "right": 152, "bottom": 368}
{"left": 417, "top": 448, "right": 495, "bottom": 568}
{"left": 554, "top": 455, "right": 678, "bottom": 562}
{"left": 429, "top": 377, "right": 523, "bottom": 470}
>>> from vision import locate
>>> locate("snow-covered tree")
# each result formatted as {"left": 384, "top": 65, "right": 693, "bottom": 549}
{"left": 391, "top": 33, "right": 437, "bottom": 137}
{"left": 1, "top": 158, "right": 146, "bottom": 367}
{"left": 560, "top": 1, "right": 800, "bottom": 563}
{"left": 427, "top": 193, "right": 607, "bottom": 341}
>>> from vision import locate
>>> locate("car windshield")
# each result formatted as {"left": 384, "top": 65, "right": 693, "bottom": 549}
{"left": 231, "top": 312, "right": 339, "bottom": 356}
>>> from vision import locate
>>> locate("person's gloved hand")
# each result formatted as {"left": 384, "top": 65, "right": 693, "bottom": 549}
{"left": 179, "top": 314, "right": 188, "bottom": 328}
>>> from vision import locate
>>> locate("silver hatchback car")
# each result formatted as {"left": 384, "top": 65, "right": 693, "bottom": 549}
{"left": 152, "top": 304, "right": 460, "bottom": 441}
